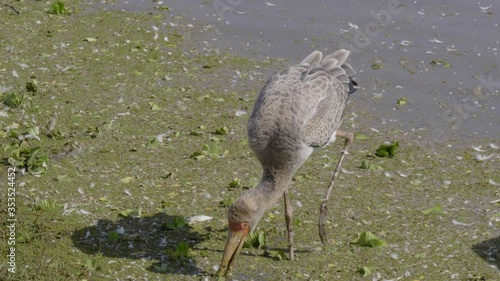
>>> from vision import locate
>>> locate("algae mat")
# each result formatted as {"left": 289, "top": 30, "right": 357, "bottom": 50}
{"left": 0, "top": 1, "right": 499, "bottom": 280}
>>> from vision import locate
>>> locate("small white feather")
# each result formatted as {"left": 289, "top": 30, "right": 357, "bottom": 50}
{"left": 341, "top": 168, "right": 355, "bottom": 174}
{"left": 472, "top": 145, "right": 486, "bottom": 152}
{"left": 235, "top": 110, "right": 247, "bottom": 117}
{"left": 187, "top": 215, "right": 213, "bottom": 224}
{"left": 429, "top": 38, "right": 444, "bottom": 43}
{"left": 78, "top": 209, "right": 92, "bottom": 215}
{"left": 476, "top": 154, "right": 494, "bottom": 161}
{"left": 489, "top": 179, "right": 500, "bottom": 186}
{"left": 117, "top": 226, "right": 125, "bottom": 234}
{"left": 452, "top": 219, "right": 468, "bottom": 226}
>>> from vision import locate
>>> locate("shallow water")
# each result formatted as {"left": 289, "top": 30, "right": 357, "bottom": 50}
{"left": 90, "top": 0, "right": 500, "bottom": 145}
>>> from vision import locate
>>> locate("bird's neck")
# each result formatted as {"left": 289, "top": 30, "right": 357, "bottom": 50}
{"left": 258, "top": 167, "right": 295, "bottom": 204}
{"left": 244, "top": 167, "right": 294, "bottom": 221}
{"left": 234, "top": 167, "right": 295, "bottom": 232}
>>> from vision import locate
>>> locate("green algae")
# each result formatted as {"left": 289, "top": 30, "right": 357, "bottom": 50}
{"left": 0, "top": 1, "right": 498, "bottom": 281}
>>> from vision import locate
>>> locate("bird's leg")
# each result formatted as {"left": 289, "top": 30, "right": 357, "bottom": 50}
{"left": 283, "top": 190, "right": 295, "bottom": 260}
{"left": 318, "top": 130, "right": 354, "bottom": 245}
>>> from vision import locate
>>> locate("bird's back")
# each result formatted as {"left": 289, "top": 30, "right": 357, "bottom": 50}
{"left": 248, "top": 50, "right": 356, "bottom": 169}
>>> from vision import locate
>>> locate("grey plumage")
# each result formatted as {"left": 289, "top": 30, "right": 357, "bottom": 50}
{"left": 248, "top": 49, "right": 356, "bottom": 170}
{"left": 218, "top": 49, "right": 358, "bottom": 277}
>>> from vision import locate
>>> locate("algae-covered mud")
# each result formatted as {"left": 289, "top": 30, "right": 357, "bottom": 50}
{"left": 0, "top": 1, "right": 498, "bottom": 280}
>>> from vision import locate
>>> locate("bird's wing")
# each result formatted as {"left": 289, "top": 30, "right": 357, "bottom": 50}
{"left": 248, "top": 50, "right": 356, "bottom": 158}
{"left": 300, "top": 49, "right": 357, "bottom": 147}
{"left": 248, "top": 63, "right": 317, "bottom": 161}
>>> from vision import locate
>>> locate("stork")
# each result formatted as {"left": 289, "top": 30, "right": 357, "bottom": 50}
{"left": 217, "top": 49, "right": 357, "bottom": 277}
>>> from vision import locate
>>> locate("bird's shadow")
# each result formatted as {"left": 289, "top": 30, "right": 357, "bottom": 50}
{"left": 71, "top": 212, "right": 211, "bottom": 276}
{"left": 472, "top": 235, "right": 500, "bottom": 270}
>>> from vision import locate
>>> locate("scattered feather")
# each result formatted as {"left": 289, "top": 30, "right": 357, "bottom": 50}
{"left": 21, "top": 134, "right": 41, "bottom": 141}
{"left": 476, "top": 153, "right": 494, "bottom": 161}
{"left": 77, "top": 188, "right": 85, "bottom": 194}
{"left": 489, "top": 179, "right": 500, "bottom": 186}
{"left": 479, "top": 5, "right": 492, "bottom": 12}
{"left": 429, "top": 38, "right": 444, "bottom": 43}
{"left": 187, "top": 215, "right": 213, "bottom": 224}
{"left": 452, "top": 219, "right": 468, "bottom": 226}
{"left": 296, "top": 200, "right": 303, "bottom": 207}
{"left": 443, "top": 180, "right": 451, "bottom": 186}
{"left": 124, "top": 189, "right": 132, "bottom": 196}
{"left": 12, "top": 69, "right": 19, "bottom": 78}
{"left": 384, "top": 172, "right": 392, "bottom": 177}
{"left": 117, "top": 226, "right": 125, "bottom": 235}
{"left": 400, "top": 40, "right": 411, "bottom": 46}
{"left": 78, "top": 209, "right": 92, "bottom": 215}
{"left": 235, "top": 110, "right": 247, "bottom": 117}
{"left": 348, "top": 22, "right": 359, "bottom": 29}
{"left": 17, "top": 62, "right": 29, "bottom": 69}
{"left": 155, "top": 133, "right": 167, "bottom": 143}
{"left": 446, "top": 46, "right": 457, "bottom": 52}
{"left": 341, "top": 168, "right": 355, "bottom": 174}
{"left": 265, "top": 2, "right": 275, "bottom": 6}
{"left": 472, "top": 145, "right": 486, "bottom": 152}
{"left": 490, "top": 143, "right": 499, "bottom": 149}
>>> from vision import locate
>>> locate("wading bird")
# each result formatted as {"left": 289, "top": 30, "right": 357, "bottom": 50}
{"left": 217, "top": 49, "right": 357, "bottom": 277}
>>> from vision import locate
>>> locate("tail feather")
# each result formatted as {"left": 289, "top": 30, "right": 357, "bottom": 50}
{"left": 300, "top": 50, "right": 323, "bottom": 65}
{"left": 323, "top": 49, "right": 349, "bottom": 66}
{"left": 341, "top": 63, "right": 355, "bottom": 76}
{"left": 299, "top": 49, "right": 358, "bottom": 95}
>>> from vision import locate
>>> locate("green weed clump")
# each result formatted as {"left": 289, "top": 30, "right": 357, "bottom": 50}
{"left": 375, "top": 141, "right": 399, "bottom": 158}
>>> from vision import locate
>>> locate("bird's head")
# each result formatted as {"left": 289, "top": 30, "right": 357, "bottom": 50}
{"left": 217, "top": 194, "right": 264, "bottom": 277}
